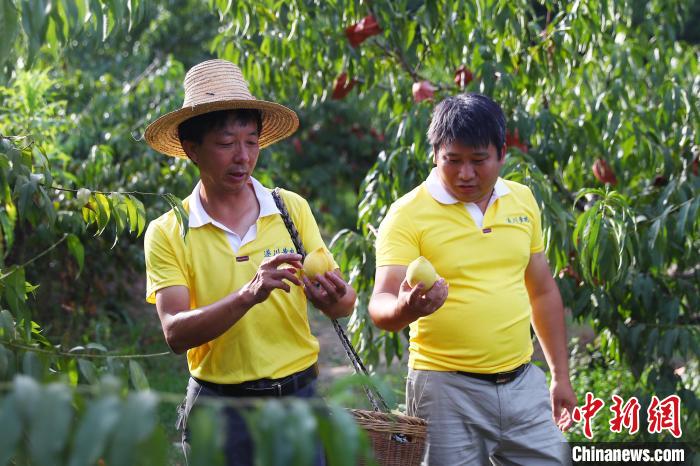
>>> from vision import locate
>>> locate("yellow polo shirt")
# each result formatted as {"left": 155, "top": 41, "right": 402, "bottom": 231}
{"left": 376, "top": 171, "right": 544, "bottom": 373}
{"left": 144, "top": 179, "right": 335, "bottom": 384}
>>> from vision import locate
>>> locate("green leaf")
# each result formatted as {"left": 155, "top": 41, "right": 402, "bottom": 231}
{"left": 28, "top": 383, "right": 74, "bottom": 466}
{"left": 13, "top": 374, "right": 41, "bottom": 419}
{"left": 124, "top": 194, "right": 146, "bottom": 236}
{"left": 2, "top": 266, "right": 27, "bottom": 314}
{"left": 0, "top": 309, "right": 16, "bottom": 340}
{"left": 105, "top": 391, "right": 159, "bottom": 466}
{"left": 0, "top": 394, "right": 22, "bottom": 465}
{"left": 0, "top": 344, "right": 10, "bottom": 378}
{"left": 647, "top": 218, "right": 662, "bottom": 250}
{"left": 109, "top": 193, "right": 127, "bottom": 246}
{"left": 162, "top": 193, "right": 189, "bottom": 238}
{"left": 47, "top": 0, "right": 66, "bottom": 45}
{"left": 0, "top": 208, "right": 16, "bottom": 257}
{"left": 125, "top": 195, "right": 137, "bottom": 233}
{"left": 188, "top": 405, "right": 225, "bottom": 466}
{"left": 68, "top": 396, "right": 122, "bottom": 466}
{"left": 115, "top": 194, "right": 129, "bottom": 227}
{"left": 22, "top": 350, "right": 43, "bottom": 380}
{"left": 128, "top": 360, "right": 149, "bottom": 391}
{"left": 249, "top": 399, "right": 289, "bottom": 465}
{"left": 86, "top": 342, "right": 107, "bottom": 352}
{"left": 106, "top": 357, "right": 127, "bottom": 380}
{"left": 318, "top": 405, "right": 364, "bottom": 466}
{"left": 675, "top": 201, "right": 690, "bottom": 238}
{"left": 250, "top": 399, "right": 318, "bottom": 466}
{"left": 93, "top": 192, "right": 111, "bottom": 236}
{"left": 287, "top": 400, "right": 317, "bottom": 466}
{"left": 66, "top": 233, "right": 84, "bottom": 276}
{"left": 102, "top": 0, "right": 120, "bottom": 39}
{"left": 15, "top": 175, "right": 38, "bottom": 219}
{"left": 78, "top": 358, "right": 99, "bottom": 384}
{"left": 135, "top": 196, "right": 146, "bottom": 236}
{"left": 134, "top": 426, "right": 168, "bottom": 466}
{"left": 67, "top": 357, "right": 79, "bottom": 386}
{"left": 404, "top": 20, "right": 416, "bottom": 49}
{"left": 20, "top": 0, "right": 51, "bottom": 65}
{"left": 0, "top": 0, "right": 19, "bottom": 68}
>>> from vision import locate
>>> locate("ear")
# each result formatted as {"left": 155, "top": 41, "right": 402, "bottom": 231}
{"left": 181, "top": 140, "right": 199, "bottom": 165}
{"left": 498, "top": 143, "right": 507, "bottom": 163}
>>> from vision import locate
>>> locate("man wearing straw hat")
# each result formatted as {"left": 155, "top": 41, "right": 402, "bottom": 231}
{"left": 369, "top": 94, "right": 576, "bottom": 465}
{"left": 143, "top": 59, "right": 356, "bottom": 465}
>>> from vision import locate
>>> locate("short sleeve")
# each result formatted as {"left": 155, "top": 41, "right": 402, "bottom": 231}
{"left": 375, "top": 204, "right": 420, "bottom": 267}
{"left": 527, "top": 189, "right": 545, "bottom": 254}
{"left": 144, "top": 221, "right": 189, "bottom": 303}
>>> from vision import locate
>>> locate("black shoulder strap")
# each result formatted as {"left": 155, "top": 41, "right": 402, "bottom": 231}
{"left": 271, "top": 188, "right": 389, "bottom": 412}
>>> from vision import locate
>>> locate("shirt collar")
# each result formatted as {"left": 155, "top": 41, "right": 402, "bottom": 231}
{"left": 188, "top": 176, "right": 280, "bottom": 228}
{"left": 425, "top": 167, "right": 510, "bottom": 205}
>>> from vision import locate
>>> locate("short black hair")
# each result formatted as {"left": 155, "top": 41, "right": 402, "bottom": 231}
{"left": 177, "top": 109, "right": 263, "bottom": 145}
{"left": 427, "top": 93, "right": 506, "bottom": 159}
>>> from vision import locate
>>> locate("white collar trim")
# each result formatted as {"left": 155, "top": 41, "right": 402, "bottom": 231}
{"left": 188, "top": 176, "right": 280, "bottom": 229}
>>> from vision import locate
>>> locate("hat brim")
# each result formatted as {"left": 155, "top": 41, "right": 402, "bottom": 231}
{"left": 144, "top": 100, "right": 299, "bottom": 158}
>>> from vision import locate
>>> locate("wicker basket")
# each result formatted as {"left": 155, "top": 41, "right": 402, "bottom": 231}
{"left": 350, "top": 409, "right": 427, "bottom": 466}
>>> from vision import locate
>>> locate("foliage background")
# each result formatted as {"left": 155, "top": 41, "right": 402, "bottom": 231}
{"left": 0, "top": 0, "right": 698, "bottom": 463}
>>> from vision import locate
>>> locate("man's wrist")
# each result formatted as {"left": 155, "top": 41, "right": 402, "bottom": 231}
{"left": 550, "top": 370, "right": 572, "bottom": 383}
{"left": 395, "top": 300, "right": 420, "bottom": 328}
{"left": 237, "top": 286, "right": 258, "bottom": 309}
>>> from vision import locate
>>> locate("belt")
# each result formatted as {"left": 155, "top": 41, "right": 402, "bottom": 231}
{"left": 192, "top": 363, "right": 318, "bottom": 397}
{"left": 457, "top": 363, "right": 528, "bottom": 384}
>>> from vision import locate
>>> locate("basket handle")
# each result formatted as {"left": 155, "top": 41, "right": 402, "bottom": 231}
{"left": 272, "top": 188, "right": 390, "bottom": 413}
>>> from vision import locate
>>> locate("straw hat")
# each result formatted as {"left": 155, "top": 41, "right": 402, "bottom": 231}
{"left": 145, "top": 59, "right": 299, "bottom": 158}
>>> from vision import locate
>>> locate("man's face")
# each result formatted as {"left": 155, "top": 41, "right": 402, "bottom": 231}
{"left": 434, "top": 141, "right": 506, "bottom": 205}
{"left": 183, "top": 116, "right": 260, "bottom": 194}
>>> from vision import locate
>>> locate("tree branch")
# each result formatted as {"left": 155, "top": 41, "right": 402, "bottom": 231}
{"left": 19, "top": 234, "right": 68, "bottom": 269}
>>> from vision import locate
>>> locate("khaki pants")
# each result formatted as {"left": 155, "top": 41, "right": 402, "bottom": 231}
{"left": 406, "top": 364, "right": 571, "bottom": 466}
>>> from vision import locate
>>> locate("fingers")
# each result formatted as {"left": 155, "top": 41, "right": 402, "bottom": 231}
{"left": 276, "top": 267, "right": 302, "bottom": 287}
{"left": 426, "top": 278, "right": 449, "bottom": 303}
{"left": 257, "top": 254, "right": 303, "bottom": 288}
{"left": 409, "top": 279, "right": 448, "bottom": 306}
{"left": 314, "top": 273, "right": 342, "bottom": 301}
{"left": 323, "top": 272, "right": 348, "bottom": 297}
{"left": 408, "top": 282, "right": 425, "bottom": 303}
{"left": 301, "top": 276, "right": 321, "bottom": 301}
{"left": 272, "top": 279, "right": 291, "bottom": 293}
{"left": 301, "top": 275, "right": 313, "bottom": 291}
{"left": 551, "top": 387, "right": 577, "bottom": 432}
{"left": 264, "top": 253, "right": 303, "bottom": 268}
{"left": 555, "top": 407, "right": 574, "bottom": 431}
{"left": 301, "top": 276, "right": 327, "bottom": 307}
{"left": 302, "top": 273, "right": 346, "bottom": 303}
{"left": 561, "top": 398, "right": 577, "bottom": 431}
